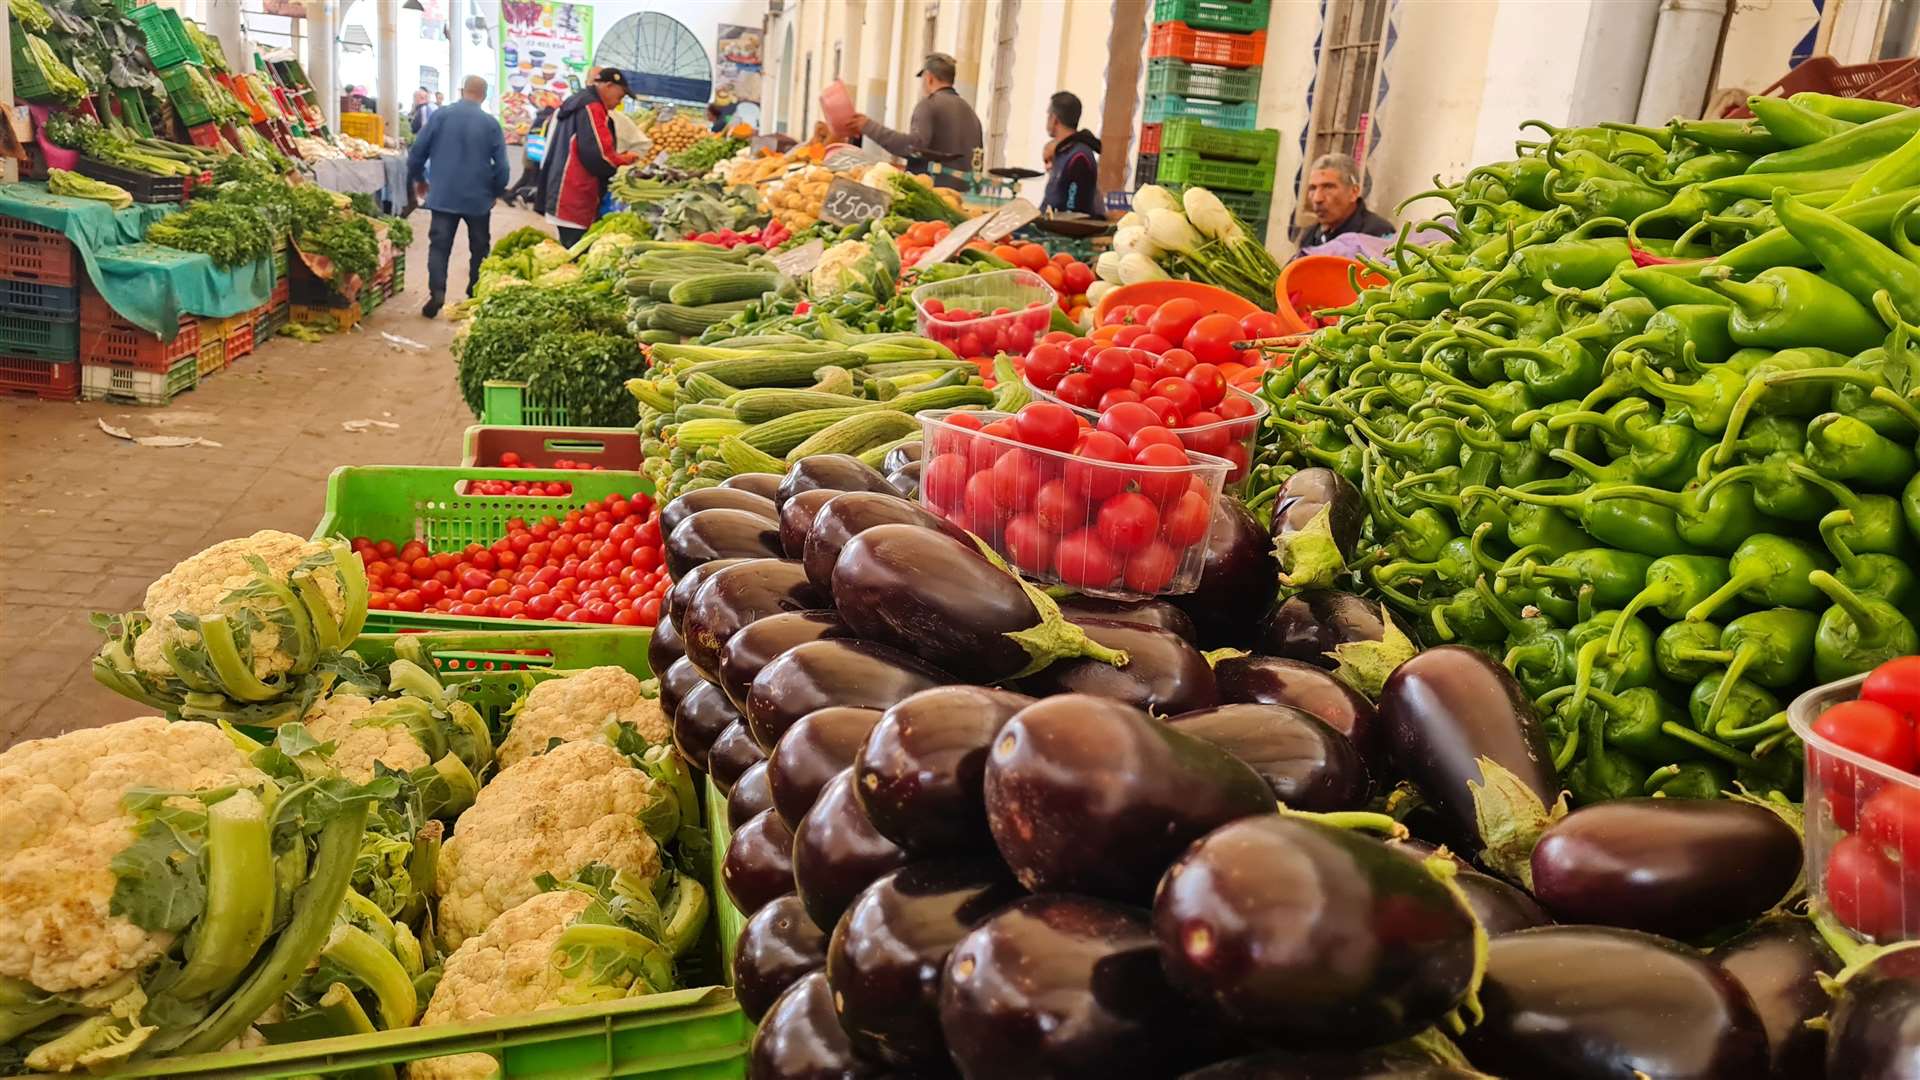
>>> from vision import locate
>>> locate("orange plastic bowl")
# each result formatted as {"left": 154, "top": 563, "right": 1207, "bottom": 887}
{"left": 1274, "top": 255, "right": 1389, "bottom": 333}
{"left": 1094, "top": 280, "right": 1260, "bottom": 325}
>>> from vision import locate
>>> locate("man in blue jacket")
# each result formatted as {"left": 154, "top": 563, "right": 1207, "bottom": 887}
{"left": 407, "top": 75, "right": 510, "bottom": 318}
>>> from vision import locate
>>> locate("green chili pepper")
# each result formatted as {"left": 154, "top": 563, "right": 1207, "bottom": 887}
{"left": 1630, "top": 356, "right": 1749, "bottom": 435}
{"left": 1792, "top": 92, "right": 1910, "bottom": 124}
{"left": 1543, "top": 400, "right": 1705, "bottom": 489}
{"left": 1484, "top": 335, "right": 1605, "bottom": 403}
{"left": 1561, "top": 296, "right": 1659, "bottom": 350}
{"left": 1611, "top": 555, "right": 1732, "bottom": 653}
{"left": 1773, "top": 190, "right": 1920, "bottom": 321}
{"left": 1364, "top": 456, "right": 1456, "bottom": 562}
{"left": 1786, "top": 464, "right": 1909, "bottom": 556}
{"left": 1537, "top": 121, "right": 1670, "bottom": 161}
{"left": 1746, "top": 95, "right": 1856, "bottom": 147}
{"left": 1467, "top": 157, "right": 1556, "bottom": 211}
{"left": 1805, "top": 412, "right": 1918, "bottom": 489}
{"left": 1374, "top": 534, "right": 1491, "bottom": 592}
{"left": 1689, "top": 673, "right": 1785, "bottom": 742}
{"left": 1687, "top": 607, "right": 1820, "bottom": 730}
{"left": 1698, "top": 161, "right": 1871, "bottom": 200}
{"left": 1351, "top": 415, "right": 1462, "bottom": 473}
{"left": 1473, "top": 486, "right": 1591, "bottom": 561}
{"left": 1617, "top": 266, "right": 1730, "bottom": 309}
{"left": 1670, "top": 117, "right": 1785, "bottom": 155}
{"left": 1610, "top": 304, "right": 1738, "bottom": 368}
{"left": 1704, "top": 266, "right": 1887, "bottom": 353}
{"left": 1694, "top": 453, "right": 1830, "bottom": 522}
{"left": 1644, "top": 760, "right": 1735, "bottom": 799}
{"left": 1457, "top": 296, "right": 1566, "bottom": 342}
{"left": 1569, "top": 611, "right": 1657, "bottom": 708}
{"left": 1820, "top": 509, "right": 1918, "bottom": 606}
{"left": 1551, "top": 175, "right": 1673, "bottom": 222}
{"left": 1402, "top": 464, "right": 1513, "bottom": 542}
{"left": 1905, "top": 471, "right": 1920, "bottom": 545}
{"left": 1479, "top": 237, "right": 1635, "bottom": 301}
{"left": 1711, "top": 186, "right": 1920, "bottom": 274}
{"left": 1662, "top": 151, "right": 1759, "bottom": 188}
{"left": 1747, "top": 108, "right": 1920, "bottom": 175}
{"left": 1582, "top": 686, "right": 1700, "bottom": 764}
{"left": 1479, "top": 577, "right": 1577, "bottom": 700}
{"left": 1497, "top": 480, "right": 1699, "bottom": 559}
{"left": 1658, "top": 619, "right": 1725, "bottom": 683}
{"left": 1685, "top": 533, "right": 1834, "bottom": 621}
{"left": 1500, "top": 548, "right": 1656, "bottom": 611}
{"left": 1810, "top": 569, "right": 1920, "bottom": 682}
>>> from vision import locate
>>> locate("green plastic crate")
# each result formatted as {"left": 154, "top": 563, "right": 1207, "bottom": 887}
{"left": 1160, "top": 118, "right": 1280, "bottom": 162}
{"left": 8, "top": 32, "right": 61, "bottom": 104}
{"left": 131, "top": 5, "right": 204, "bottom": 68}
{"left": 1145, "top": 57, "right": 1262, "bottom": 103}
{"left": 0, "top": 313, "right": 79, "bottom": 360}
{"left": 483, "top": 379, "right": 574, "bottom": 426}
{"left": 159, "top": 63, "right": 216, "bottom": 127}
{"left": 1142, "top": 93, "right": 1258, "bottom": 130}
{"left": 111, "top": 85, "right": 155, "bottom": 138}
{"left": 1157, "top": 148, "right": 1276, "bottom": 193}
{"left": 1152, "top": 0, "right": 1270, "bottom": 31}
{"left": 707, "top": 779, "right": 746, "bottom": 982}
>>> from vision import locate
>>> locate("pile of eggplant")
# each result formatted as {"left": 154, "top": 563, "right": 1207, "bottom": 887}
{"left": 654, "top": 451, "right": 1877, "bottom": 1079}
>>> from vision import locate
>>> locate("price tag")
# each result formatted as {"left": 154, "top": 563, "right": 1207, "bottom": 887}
{"left": 977, "top": 198, "right": 1042, "bottom": 243}
{"left": 770, "top": 238, "right": 826, "bottom": 277}
{"left": 819, "top": 176, "right": 894, "bottom": 227}
{"left": 912, "top": 212, "right": 994, "bottom": 270}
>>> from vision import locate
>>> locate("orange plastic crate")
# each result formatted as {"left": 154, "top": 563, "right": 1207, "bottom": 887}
{"left": 0, "top": 220, "right": 77, "bottom": 287}
{"left": 1141, "top": 123, "right": 1162, "bottom": 155}
{"left": 79, "top": 314, "right": 200, "bottom": 372}
{"left": 225, "top": 320, "right": 254, "bottom": 361}
{"left": 1149, "top": 21, "right": 1267, "bottom": 69}
{"left": 0, "top": 356, "right": 79, "bottom": 401}
{"left": 1726, "top": 56, "right": 1919, "bottom": 116}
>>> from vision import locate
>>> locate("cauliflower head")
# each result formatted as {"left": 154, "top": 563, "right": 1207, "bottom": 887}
{"left": 132, "top": 530, "right": 352, "bottom": 683}
{"left": 435, "top": 741, "right": 662, "bottom": 949}
{"left": 496, "top": 666, "right": 668, "bottom": 770}
{"left": 811, "top": 240, "right": 873, "bottom": 298}
{"left": 0, "top": 718, "right": 265, "bottom": 993}
{"left": 301, "top": 692, "right": 431, "bottom": 783}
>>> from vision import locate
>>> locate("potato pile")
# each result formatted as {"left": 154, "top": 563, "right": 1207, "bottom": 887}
{"left": 765, "top": 164, "right": 836, "bottom": 231}
{"left": 646, "top": 113, "right": 708, "bottom": 156}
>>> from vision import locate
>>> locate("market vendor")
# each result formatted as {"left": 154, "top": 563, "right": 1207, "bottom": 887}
{"left": 538, "top": 67, "right": 640, "bottom": 247}
{"left": 1296, "top": 154, "right": 1395, "bottom": 249}
{"left": 850, "top": 53, "right": 983, "bottom": 191}
{"left": 1040, "top": 91, "right": 1100, "bottom": 215}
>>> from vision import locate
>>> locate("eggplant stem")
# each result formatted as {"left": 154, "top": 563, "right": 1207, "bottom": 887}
{"left": 1424, "top": 856, "right": 1488, "bottom": 1034}
{"left": 1276, "top": 807, "right": 1408, "bottom": 838}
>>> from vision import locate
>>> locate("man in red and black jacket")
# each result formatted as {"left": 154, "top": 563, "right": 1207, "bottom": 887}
{"left": 537, "top": 68, "right": 638, "bottom": 246}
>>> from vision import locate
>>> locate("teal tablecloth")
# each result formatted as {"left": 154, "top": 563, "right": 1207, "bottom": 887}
{"left": 0, "top": 182, "right": 274, "bottom": 339}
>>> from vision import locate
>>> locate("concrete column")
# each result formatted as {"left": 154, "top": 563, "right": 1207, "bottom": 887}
{"left": 1636, "top": 0, "right": 1732, "bottom": 125}
{"left": 1097, "top": 0, "right": 1147, "bottom": 195}
{"left": 449, "top": 0, "right": 464, "bottom": 100}
{"left": 308, "top": 0, "right": 337, "bottom": 130}
{"left": 1471, "top": 0, "right": 1596, "bottom": 165}
{"left": 1, "top": 7, "right": 14, "bottom": 185}
{"left": 1565, "top": 0, "right": 1661, "bottom": 127}
{"left": 857, "top": 0, "right": 893, "bottom": 117}
{"left": 378, "top": 0, "right": 401, "bottom": 137}
{"left": 208, "top": 1, "right": 249, "bottom": 74}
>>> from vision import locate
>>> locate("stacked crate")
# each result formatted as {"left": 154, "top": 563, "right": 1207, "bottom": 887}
{"left": 1142, "top": 0, "right": 1278, "bottom": 241}
{"left": 0, "top": 216, "right": 81, "bottom": 401}
{"left": 77, "top": 285, "right": 201, "bottom": 406}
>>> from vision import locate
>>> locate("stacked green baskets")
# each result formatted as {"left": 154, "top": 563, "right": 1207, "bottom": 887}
{"left": 1140, "top": 0, "right": 1277, "bottom": 241}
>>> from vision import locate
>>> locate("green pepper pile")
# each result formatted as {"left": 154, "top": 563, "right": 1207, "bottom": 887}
{"left": 1258, "top": 92, "right": 1920, "bottom": 806}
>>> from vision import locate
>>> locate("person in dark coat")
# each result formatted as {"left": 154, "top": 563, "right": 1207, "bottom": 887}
{"left": 407, "top": 75, "right": 510, "bottom": 317}
{"left": 1295, "top": 153, "right": 1394, "bottom": 249}
{"left": 503, "top": 104, "right": 555, "bottom": 207}
{"left": 850, "top": 53, "right": 983, "bottom": 191}
{"left": 1040, "top": 91, "right": 1100, "bottom": 215}
{"left": 536, "top": 68, "right": 638, "bottom": 247}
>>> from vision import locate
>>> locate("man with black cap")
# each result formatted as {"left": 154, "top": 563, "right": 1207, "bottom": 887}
{"left": 538, "top": 67, "right": 641, "bottom": 247}
{"left": 852, "top": 53, "right": 983, "bottom": 191}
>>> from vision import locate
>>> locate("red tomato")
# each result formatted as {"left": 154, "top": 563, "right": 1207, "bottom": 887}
{"left": 1219, "top": 393, "right": 1256, "bottom": 421}
{"left": 1004, "top": 513, "right": 1057, "bottom": 573}
{"left": 1065, "top": 336, "right": 1099, "bottom": 361}
{"left": 1140, "top": 395, "right": 1183, "bottom": 427}
{"left": 1131, "top": 333, "right": 1173, "bottom": 355}
{"left": 1096, "top": 492, "right": 1161, "bottom": 554}
{"left": 1056, "top": 372, "right": 1101, "bottom": 409}
{"left": 1184, "top": 313, "right": 1243, "bottom": 365}
{"left": 1828, "top": 834, "right": 1908, "bottom": 939}
{"left": 962, "top": 469, "right": 1007, "bottom": 533}
{"left": 1185, "top": 363, "right": 1227, "bottom": 408}
{"left": 1034, "top": 479, "right": 1089, "bottom": 533}
{"left": 1053, "top": 530, "right": 1119, "bottom": 589}
{"left": 1062, "top": 261, "right": 1095, "bottom": 294}
{"left": 1180, "top": 411, "right": 1230, "bottom": 456}
{"left": 991, "top": 448, "right": 1046, "bottom": 511}
{"left": 975, "top": 419, "right": 1021, "bottom": 471}
{"left": 1113, "top": 325, "right": 1149, "bottom": 347}
{"left": 1015, "top": 402, "right": 1080, "bottom": 452}
{"left": 1133, "top": 442, "right": 1192, "bottom": 504}
{"left": 1815, "top": 700, "right": 1915, "bottom": 774}
{"left": 1147, "top": 297, "right": 1203, "bottom": 344}
{"left": 1240, "top": 311, "right": 1286, "bottom": 340}
{"left": 1861, "top": 784, "right": 1920, "bottom": 868}
{"left": 1064, "top": 431, "right": 1130, "bottom": 502}
{"left": 1098, "top": 401, "right": 1162, "bottom": 442}
{"left": 1127, "top": 426, "right": 1184, "bottom": 458}
{"left": 1122, "top": 542, "right": 1179, "bottom": 593}
{"left": 1087, "top": 348, "right": 1137, "bottom": 392}
{"left": 1162, "top": 489, "right": 1211, "bottom": 546}
{"left": 1098, "top": 388, "right": 1142, "bottom": 410}
{"left": 922, "top": 452, "right": 971, "bottom": 509}
{"left": 1025, "top": 342, "right": 1070, "bottom": 389}
{"left": 1130, "top": 303, "right": 1157, "bottom": 327}
{"left": 1152, "top": 377, "right": 1203, "bottom": 418}
{"left": 1864, "top": 657, "right": 1920, "bottom": 722}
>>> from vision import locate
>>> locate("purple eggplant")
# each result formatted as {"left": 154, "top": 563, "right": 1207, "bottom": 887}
{"left": 717, "top": 610, "right": 855, "bottom": 714}
{"left": 682, "top": 559, "right": 830, "bottom": 680}
{"left": 1055, "top": 595, "right": 1200, "bottom": 643}
{"left": 939, "top": 894, "right": 1205, "bottom": 1080}
{"left": 1016, "top": 618, "right": 1220, "bottom": 715}
{"left": 745, "top": 638, "right": 954, "bottom": 753}
{"left": 826, "top": 860, "right": 1021, "bottom": 1070}
{"left": 1155, "top": 817, "right": 1476, "bottom": 1049}
{"left": 1454, "top": 869, "right": 1551, "bottom": 936}
{"left": 1166, "top": 704, "right": 1370, "bottom": 811}
{"left": 723, "top": 808, "right": 796, "bottom": 916}
{"left": 1214, "top": 654, "right": 1384, "bottom": 772}
{"left": 1460, "top": 926, "right": 1770, "bottom": 1078}
{"left": 648, "top": 613, "right": 685, "bottom": 677}
{"left": 721, "top": 472, "right": 784, "bottom": 501}
{"left": 1530, "top": 798, "right": 1800, "bottom": 939}
{"left": 1256, "top": 590, "right": 1393, "bottom": 672}
{"left": 734, "top": 894, "right": 828, "bottom": 1023}
{"left": 1824, "top": 946, "right": 1920, "bottom": 1078}
{"left": 768, "top": 707, "right": 884, "bottom": 828}
{"left": 777, "top": 453, "right": 899, "bottom": 509}
{"left": 1377, "top": 646, "right": 1558, "bottom": 860}
{"left": 854, "top": 685, "right": 1034, "bottom": 856}
{"left": 659, "top": 654, "right": 708, "bottom": 726}
{"left": 665, "top": 508, "right": 784, "bottom": 579}
{"left": 672, "top": 677, "right": 741, "bottom": 772}
{"left": 707, "top": 719, "right": 766, "bottom": 795}
{"left": 1170, "top": 496, "right": 1279, "bottom": 649}
{"left": 791, "top": 769, "right": 909, "bottom": 931}
{"left": 984, "top": 695, "right": 1272, "bottom": 902}
{"left": 749, "top": 970, "right": 881, "bottom": 1080}
{"left": 1269, "top": 467, "right": 1365, "bottom": 589}
{"left": 660, "top": 485, "right": 778, "bottom": 538}
{"left": 1711, "top": 917, "right": 1837, "bottom": 1079}
{"left": 882, "top": 440, "right": 923, "bottom": 473}
{"left": 729, "top": 760, "right": 777, "bottom": 830}
{"left": 780, "top": 488, "right": 841, "bottom": 559}
{"left": 1181, "top": 1050, "right": 1487, "bottom": 1079}
{"left": 885, "top": 460, "right": 921, "bottom": 499}
{"left": 802, "top": 491, "right": 970, "bottom": 593}
{"left": 667, "top": 557, "right": 749, "bottom": 629}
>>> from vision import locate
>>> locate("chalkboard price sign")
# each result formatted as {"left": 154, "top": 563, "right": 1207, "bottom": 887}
{"left": 819, "top": 177, "right": 894, "bottom": 227}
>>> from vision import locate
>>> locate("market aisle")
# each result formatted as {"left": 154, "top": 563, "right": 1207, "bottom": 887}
{"left": 0, "top": 203, "right": 546, "bottom": 748}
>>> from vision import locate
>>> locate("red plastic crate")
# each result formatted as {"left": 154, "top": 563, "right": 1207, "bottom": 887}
{"left": 0, "top": 356, "right": 79, "bottom": 401}
{"left": 79, "top": 315, "right": 201, "bottom": 372}
{"left": 1141, "top": 123, "right": 1162, "bottom": 156}
{"left": 1725, "top": 56, "right": 1920, "bottom": 116}
{"left": 0, "top": 221, "right": 77, "bottom": 287}
{"left": 270, "top": 278, "right": 291, "bottom": 310}
{"left": 225, "top": 320, "right": 254, "bottom": 360}
{"left": 186, "top": 122, "right": 225, "bottom": 149}
{"left": 1149, "top": 21, "right": 1267, "bottom": 68}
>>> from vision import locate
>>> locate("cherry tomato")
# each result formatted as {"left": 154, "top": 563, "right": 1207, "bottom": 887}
{"left": 1184, "top": 313, "right": 1243, "bottom": 365}
{"left": 962, "top": 469, "right": 1007, "bottom": 533}
{"left": 1162, "top": 489, "right": 1212, "bottom": 546}
{"left": 1053, "top": 529, "right": 1119, "bottom": 589}
{"left": 922, "top": 452, "right": 971, "bottom": 510}
{"left": 1154, "top": 348, "right": 1197, "bottom": 379}
{"left": 1096, "top": 492, "right": 1160, "bottom": 554}
{"left": 1180, "top": 411, "right": 1230, "bottom": 455}
{"left": 1827, "top": 834, "right": 1907, "bottom": 939}
{"left": 1064, "top": 431, "right": 1130, "bottom": 502}
{"left": 1127, "top": 425, "right": 1184, "bottom": 458}
{"left": 1185, "top": 363, "right": 1227, "bottom": 408}
{"left": 1861, "top": 784, "right": 1920, "bottom": 869}
{"left": 1239, "top": 311, "right": 1286, "bottom": 340}
{"left": 1864, "top": 657, "right": 1920, "bottom": 722}
{"left": 1130, "top": 303, "right": 1157, "bottom": 327}
{"left": 1015, "top": 402, "right": 1081, "bottom": 452}
{"left": 1098, "top": 388, "right": 1142, "bottom": 411}
{"left": 1131, "top": 333, "right": 1173, "bottom": 355}
{"left": 1056, "top": 371, "right": 1101, "bottom": 409}
{"left": 1147, "top": 297, "right": 1203, "bottom": 344}
{"left": 1004, "top": 513, "right": 1056, "bottom": 573}
{"left": 1152, "top": 377, "right": 1203, "bottom": 418}
{"left": 1034, "top": 478, "right": 1089, "bottom": 533}
{"left": 1088, "top": 348, "right": 1137, "bottom": 391}
{"left": 1098, "top": 401, "right": 1162, "bottom": 442}
{"left": 1219, "top": 393, "right": 1256, "bottom": 421}
{"left": 991, "top": 448, "right": 1046, "bottom": 511}
{"left": 1133, "top": 442, "right": 1192, "bottom": 504}
{"left": 1122, "top": 541, "right": 1179, "bottom": 593}
{"left": 1025, "top": 342, "right": 1070, "bottom": 389}
{"left": 1140, "top": 395, "right": 1182, "bottom": 427}
{"left": 1815, "top": 699, "right": 1915, "bottom": 774}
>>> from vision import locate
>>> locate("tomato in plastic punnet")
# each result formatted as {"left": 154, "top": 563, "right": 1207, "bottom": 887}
{"left": 1065, "top": 431, "right": 1131, "bottom": 502}
{"left": 1096, "top": 492, "right": 1161, "bottom": 554}
{"left": 1863, "top": 657, "right": 1920, "bottom": 723}
{"left": 1133, "top": 443, "right": 1192, "bottom": 505}
{"left": 1015, "top": 402, "right": 1080, "bottom": 452}
{"left": 1185, "top": 313, "right": 1243, "bottom": 365}
{"left": 1099, "top": 402, "right": 1163, "bottom": 443}
{"left": 1815, "top": 700, "right": 1915, "bottom": 774}
{"left": 1034, "top": 478, "right": 1089, "bottom": 533}
{"left": 1828, "top": 833, "right": 1908, "bottom": 939}
{"left": 1054, "top": 529, "right": 1119, "bottom": 589}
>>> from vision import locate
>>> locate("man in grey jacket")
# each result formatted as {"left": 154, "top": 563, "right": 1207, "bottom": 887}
{"left": 851, "top": 53, "right": 983, "bottom": 190}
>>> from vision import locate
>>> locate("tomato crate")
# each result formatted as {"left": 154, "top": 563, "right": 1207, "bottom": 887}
{"left": 1135, "top": 152, "right": 1160, "bottom": 187}
{"left": 1149, "top": 21, "right": 1267, "bottom": 68}
{"left": 1157, "top": 147, "right": 1276, "bottom": 192}
{"left": 0, "top": 219, "right": 78, "bottom": 286}
{"left": 1160, "top": 117, "right": 1279, "bottom": 162}
{"left": 1146, "top": 57, "right": 1263, "bottom": 103}
{"left": 1143, "top": 92, "right": 1259, "bottom": 130}
{"left": 463, "top": 425, "right": 647, "bottom": 470}
{"left": 225, "top": 319, "right": 255, "bottom": 361}
{"left": 79, "top": 312, "right": 200, "bottom": 371}
{"left": 195, "top": 334, "right": 226, "bottom": 378}
{"left": 1153, "top": 0, "right": 1270, "bottom": 31}
{"left": 0, "top": 356, "right": 79, "bottom": 401}
{"left": 0, "top": 278, "right": 79, "bottom": 318}
{"left": 482, "top": 379, "right": 572, "bottom": 426}
{"left": 132, "top": 6, "right": 204, "bottom": 69}
{"left": 158, "top": 63, "right": 216, "bottom": 128}
{"left": 81, "top": 353, "right": 198, "bottom": 405}
{"left": 1730, "top": 56, "right": 1919, "bottom": 117}
{"left": 0, "top": 313, "right": 79, "bottom": 361}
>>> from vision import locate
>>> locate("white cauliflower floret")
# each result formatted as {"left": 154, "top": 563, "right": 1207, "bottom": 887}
{"left": 301, "top": 692, "right": 431, "bottom": 783}
{"left": 0, "top": 718, "right": 265, "bottom": 993}
{"left": 409, "top": 890, "right": 596, "bottom": 1080}
{"left": 435, "top": 741, "right": 661, "bottom": 949}
{"left": 811, "top": 240, "right": 872, "bottom": 297}
{"left": 496, "top": 666, "right": 668, "bottom": 770}
{"left": 133, "top": 529, "right": 347, "bottom": 682}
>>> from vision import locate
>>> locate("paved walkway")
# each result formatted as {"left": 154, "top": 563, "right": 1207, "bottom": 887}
{"left": 0, "top": 204, "right": 545, "bottom": 748}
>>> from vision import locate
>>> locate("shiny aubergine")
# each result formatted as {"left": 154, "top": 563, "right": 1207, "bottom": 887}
{"left": 745, "top": 638, "right": 954, "bottom": 752}
{"left": 1181, "top": 1050, "right": 1489, "bottom": 1079}
{"left": 827, "top": 860, "right": 1022, "bottom": 1070}
{"left": 1257, "top": 590, "right": 1392, "bottom": 671}
{"left": 1170, "top": 496, "right": 1279, "bottom": 649}
{"left": 1530, "top": 798, "right": 1801, "bottom": 939}
{"left": 1711, "top": 917, "right": 1837, "bottom": 1079}
{"left": 939, "top": 894, "right": 1207, "bottom": 1080}
{"left": 882, "top": 440, "right": 923, "bottom": 473}
{"left": 776, "top": 453, "right": 898, "bottom": 508}
{"left": 749, "top": 970, "right": 881, "bottom": 1080}
{"left": 855, "top": 685, "right": 1035, "bottom": 856}
{"left": 721, "top": 471, "right": 784, "bottom": 501}
{"left": 660, "top": 485, "right": 778, "bottom": 538}
{"left": 681, "top": 559, "right": 829, "bottom": 680}
{"left": 1213, "top": 655, "right": 1385, "bottom": 772}
{"left": 733, "top": 894, "right": 828, "bottom": 1023}
{"left": 659, "top": 654, "right": 708, "bottom": 726}
{"left": 802, "top": 490, "right": 969, "bottom": 592}
{"left": 717, "top": 610, "right": 854, "bottom": 714}
{"left": 768, "top": 707, "right": 884, "bottom": 828}
{"left": 885, "top": 459, "right": 921, "bottom": 499}
{"left": 984, "top": 695, "right": 1273, "bottom": 902}
{"left": 780, "top": 488, "right": 841, "bottom": 559}
{"left": 649, "top": 613, "right": 685, "bottom": 677}
{"left": 722, "top": 808, "right": 796, "bottom": 916}
{"left": 1167, "top": 704, "right": 1370, "bottom": 811}
{"left": 1454, "top": 869, "right": 1551, "bottom": 936}
{"left": 1055, "top": 595, "right": 1199, "bottom": 643}
{"left": 1824, "top": 946, "right": 1920, "bottom": 1079}
{"left": 790, "top": 769, "right": 909, "bottom": 931}
{"left": 707, "top": 719, "right": 766, "bottom": 795}
{"left": 728, "top": 760, "right": 776, "bottom": 830}
{"left": 1154, "top": 818, "right": 1476, "bottom": 1049}
{"left": 667, "top": 557, "right": 749, "bottom": 629}
{"left": 1016, "top": 618, "right": 1220, "bottom": 715}
{"left": 1460, "top": 926, "right": 1770, "bottom": 1078}
{"left": 1377, "top": 646, "right": 1558, "bottom": 856}
{"left": 673, "top": 677, "right": 741, "bottom": 773}
{"left": 1269, "top": 468, "right": 1366, "bottom": 582}
{"left": 665, "top": 508, "right": 783, "bottom": 579}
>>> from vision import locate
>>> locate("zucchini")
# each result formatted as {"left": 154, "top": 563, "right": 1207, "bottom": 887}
{"left": 650, "top": 301, "right": 757, "bottom": 337}
{"left": 674, "top": 418, "right": 752, "bottom": 449}
{"left": 785, "top": 411, "right": 925, "bottom": 462}
{"left": 680, "top": 371, "right": 740, "bottom": 402}
{"left": 719, "top": 436, "right": 788, "bottom": 475}
{"left": 677, "top": 350, "right": 868, "bottom": 388}
{"left": 738, "top": 406, "right": 884, "bottom": 456}
{"left": 667, "top": 271, "right": 784, "bottom": 306}
{"left": 885, "top": 385, "right": 996, "bottom": 413}
{"left": 728, "top": 388, "right": 873, "bottom": 424}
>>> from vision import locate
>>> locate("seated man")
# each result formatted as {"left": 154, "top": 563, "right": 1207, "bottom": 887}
{"left": 1296, "top": 153, "right": 1394, "bottom": 250}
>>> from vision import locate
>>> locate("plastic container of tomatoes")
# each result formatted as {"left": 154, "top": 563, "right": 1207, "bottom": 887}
{"left": 1025, "top": 382, "right": 1268, "bottom": 491}
{"left": 913, "top": 269, "right": 1058, "bottom": 359}
{"left": 916, "top": 409, "right": 1230, "bottom": 600}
